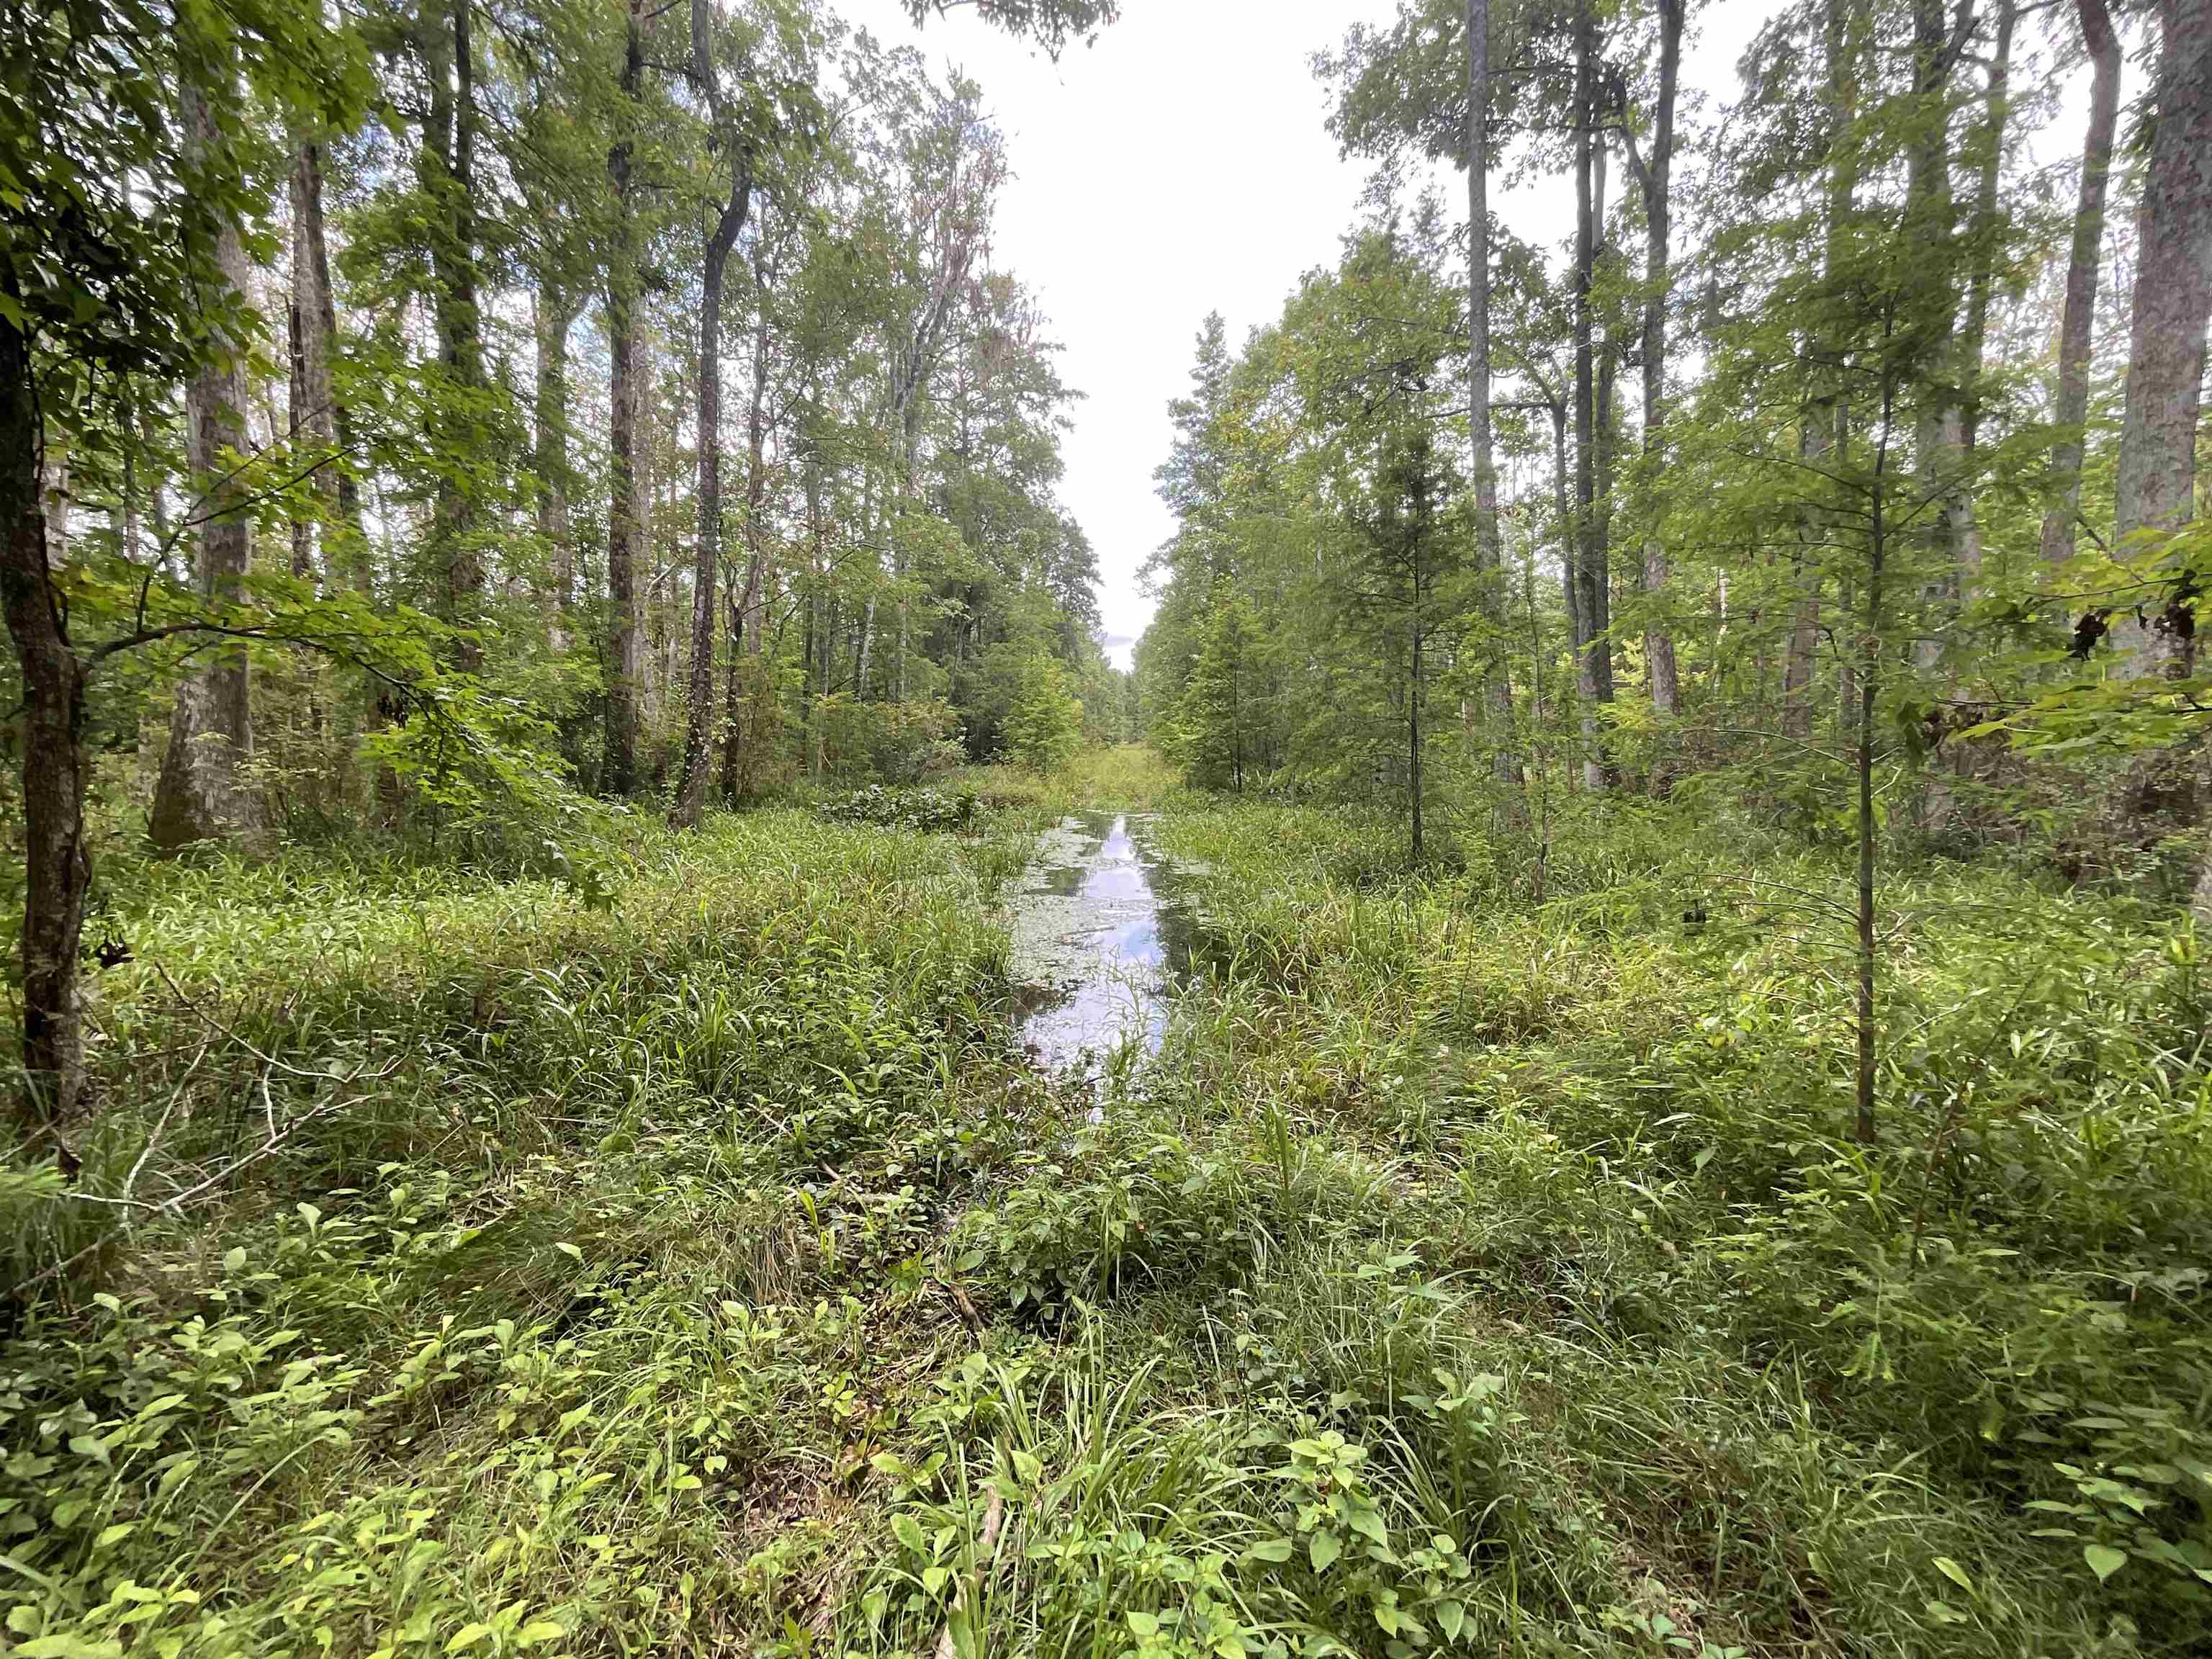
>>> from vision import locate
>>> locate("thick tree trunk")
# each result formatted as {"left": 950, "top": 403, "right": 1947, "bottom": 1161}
{"left": 150, "top": 48, "right": 258, "bottom": 851}
{"left": 2109, "top": 0, "right": 2212, "bottom": 675}
{"left": 1, "top": 313, "right": 90, "bottom": 1156}
{"left": 2038, "top": 0, "right": 2120, "bottom": 570}
{"left": 602, "top": 0, "right": 645, "bottom": 796}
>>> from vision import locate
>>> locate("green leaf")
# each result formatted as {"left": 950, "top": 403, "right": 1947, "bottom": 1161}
{"left": 19, "top": 1637, "right": 124, "bottom": 1658}
{"left": 2083, "top": 1545, "right": 2127, "bottom": 1583}
{"left": 891, "top": 1514, "right": 927, "bottom": 1554}
{"left": 1309, "top": 1529, "right": 1341, "bottom": 1572}
{"left": 1244, "top": 1537, "right": 1295, "bottom": 1564}
{"left": 1434, "top": 1600, "right": 1465, "bottom": 1642}
{"left": 1933, "top": 1556, "right": 1973, "bottom": 1594}
{"left": 444, "top": 1623, "right": 491, "bottom": 1653}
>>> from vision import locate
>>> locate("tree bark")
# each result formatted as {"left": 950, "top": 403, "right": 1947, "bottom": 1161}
{"left": 534, "top": 280, "right": 579, "bottom": 648}
{"left": 2038, "top": 0, "right": 2120, "bottom": 570}
{"left": 721, "top": 283, "right": 773, "bottom": 807}
{"left": 1629, "top": 0, "right": 1682, "bottom": 720}
{"left": 0, "top": 305, "right": 90, "bottom": 1156}
{"left": 421, "top": 0, "right": 486, "bottom": 670}
{"left": 1959, "top": 0, "right": 2015, "bottom": 462}
{"left": 602, "top": 0, "right": 645, "bottom": 796}
{"left": 2109, "top": 0, "right": 2212, "bottom": 675}
{"left": 1571, "top": 1, "right": 1613, "bottom": 791}
{"left": 1783, "top": 407, "right": 1827, "bottom": 742}
{"left": 1465, "top": 0, "right": 1515, "bottom": 776}
{"left": 289, "top": 130, "right": 357, "bottom": 588}
{"left": 673, "top": 0, "right": 756, "bottom": 828}
{"left": 150, "top": 42, "right": 258, "bottom": 851}
{"left": 1903, "top": 0, "right": 1971, "bottom": 675}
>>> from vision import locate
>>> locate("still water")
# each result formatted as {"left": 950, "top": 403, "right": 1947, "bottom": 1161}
{"left": 1006, "top": 812, "right": 1192, "bottom": 1081}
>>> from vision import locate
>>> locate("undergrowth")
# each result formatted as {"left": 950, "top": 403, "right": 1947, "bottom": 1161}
{"left": 0, "top": 748, "right": 2203, "bottom": 1658}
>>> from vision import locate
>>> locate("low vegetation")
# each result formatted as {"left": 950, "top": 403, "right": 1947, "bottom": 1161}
{"left": 1, "top": 749, "right": 2201, "bottom": 1658}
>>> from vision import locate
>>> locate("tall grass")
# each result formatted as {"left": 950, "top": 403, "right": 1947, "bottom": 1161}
{"left": 0, "top": 757, "right": 2201, "bottom": 1657}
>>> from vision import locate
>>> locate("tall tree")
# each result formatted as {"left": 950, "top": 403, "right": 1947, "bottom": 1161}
{"left": 418, "top": 0, "right": 489, "bottom": 670}
{"left": 1619, "top": 0, "right": 1683, "bottom": 720}
{"left": 287, "top": 130, "right": 361, "bottom": 587}
{"left": 148, "top": 24, "right": 261, "bottom": 850}
{"left": 671, "top": 0, "right": 761, "bottom": 827}
{"left": 2108, "top": 0, "right": 2212, "bottom": 674}
{"left": 1570, "top": 0, "right": 1614, "bottom": 789}
{"left": 603, "top": 0, "right": 647, "bottom": 795}
{"left": 2037, "top": 0, "right": 2121, "bottom": 570}
{"left": 1466, "top": 0, "right": 1516, "bottom": 771}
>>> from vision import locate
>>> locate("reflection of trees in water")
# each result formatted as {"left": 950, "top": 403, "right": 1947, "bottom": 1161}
{"left": 1008, "top": 813, "right": 1192, "bottom": 1079}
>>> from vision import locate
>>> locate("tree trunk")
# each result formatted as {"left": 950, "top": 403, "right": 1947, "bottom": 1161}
{"left": 721, "top": 288, "right": 773, "bottom": 807}
{"left": 421, "top": 0, "right": 486, "bottom": 670}
{"left": 1465, "top": 0, "right": 1515, "bottom": 776}
{"left": 2038, "top": 0, "right": 2121, "bottom": 570}
{"left": 1572, "top": 3, "right": 1613, "bottom": 792}
{"left": 1632, "top": 0, "right": 1682, "bottom": 719}
{"left": 0, "top": 307, "right": 90, "bottom": 1157}
{"left": 1783, "top": 407, "right": 1826, "bottom": 742}
{"left": 286, "top": 262, "right": 313, "bottom": 580}
{"left": 1959, "top": 0, "right": 2015, "bottom": 462}
{"left": 673, "top": 0, "right": 755, "bottom": 828}
{"left": 150, "top": 43, "right": 258, "bottom": 851}
{"left": 1856, "top": 374, "right": 1897, "bottom": 1146}
{"left": 2109, "top": 0, "right": 2212, "bottom": 675}
{"left": 535, "top": 281, "right": 578, "bottom": 649}
{"left": 1904, "top": 0, "right": 1969, "bottom": 673}
{"left": 602, "top": 0, "right": 645, "bottom": 796}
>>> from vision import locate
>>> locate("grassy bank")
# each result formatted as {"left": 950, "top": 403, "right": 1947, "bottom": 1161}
{"left": 1, "top": 750, "right": 2205, "bottom": 1657}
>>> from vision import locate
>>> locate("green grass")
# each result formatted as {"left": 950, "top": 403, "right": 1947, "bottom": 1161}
{"left": 1, "top": 752, "right": 2205, "bottom": 1657}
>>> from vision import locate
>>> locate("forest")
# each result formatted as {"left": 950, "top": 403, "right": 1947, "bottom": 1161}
{"left": 1, "top": 0, "right": 2210, "bottom": 1652}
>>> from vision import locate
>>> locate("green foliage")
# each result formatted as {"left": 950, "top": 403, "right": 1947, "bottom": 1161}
{"left": 1000, "top": 650, "right": 1084, "bottom": 773}
{"left": 5, "top": 770, "right": 2210, "bottom": 1655}
{"left": 819, "top": 783, "right": 977, "bottom": 832}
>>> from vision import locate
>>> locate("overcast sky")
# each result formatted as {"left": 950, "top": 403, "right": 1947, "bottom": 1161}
{"left": 874, "top": 1, "right": 2072, "bottom": 669}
